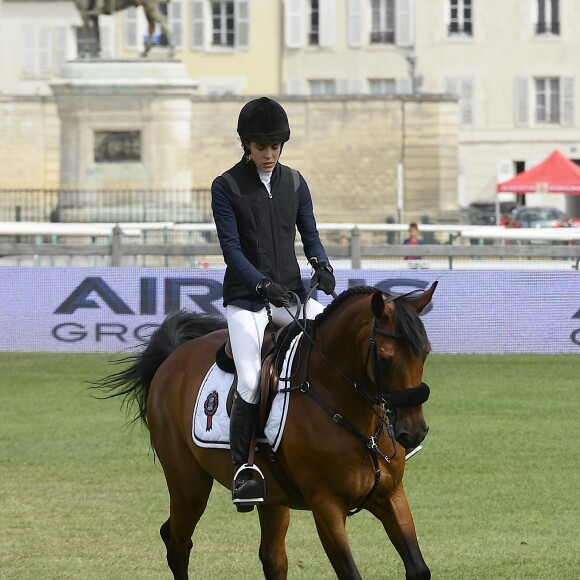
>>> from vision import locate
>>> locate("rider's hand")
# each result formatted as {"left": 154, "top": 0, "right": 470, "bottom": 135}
{"left": 257, "top": 278, "right": 291, "bottom": 307}
{"left": 309, "top": 259, "right": 336, "bottom": 295}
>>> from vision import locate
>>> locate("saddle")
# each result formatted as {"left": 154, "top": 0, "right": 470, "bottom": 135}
{"left": 216, "top": 321, "right": 307, "bottom": 433}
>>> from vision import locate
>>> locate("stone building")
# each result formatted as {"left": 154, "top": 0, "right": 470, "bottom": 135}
{"left": 3, "top": 0, "right": 578, "bottom": 217}
{"left": 0, "top": 90, "right": 458, "bottom": 224}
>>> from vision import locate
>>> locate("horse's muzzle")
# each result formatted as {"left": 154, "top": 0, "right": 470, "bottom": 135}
{"left": 396, "top": 424, "right": 429, "bottom": 451}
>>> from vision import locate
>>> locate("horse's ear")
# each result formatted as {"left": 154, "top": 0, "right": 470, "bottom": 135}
{"left": 413, "top": 281, "right": 438, "bottom": 314}
{"left": 371, "top": 290, "right": 386, "bottom": 317}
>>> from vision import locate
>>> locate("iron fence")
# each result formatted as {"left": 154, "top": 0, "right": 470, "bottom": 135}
{"left": 0, "top": 189, "right": 213, "bottom": 223}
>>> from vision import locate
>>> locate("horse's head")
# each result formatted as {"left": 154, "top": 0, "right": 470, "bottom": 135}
{"left": 367, "top": 282, "right": 437, "bottom": 451}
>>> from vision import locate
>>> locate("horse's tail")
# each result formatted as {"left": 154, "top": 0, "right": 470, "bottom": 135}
{"left": 94, "top": 310, "right": 226, "bottom": 426}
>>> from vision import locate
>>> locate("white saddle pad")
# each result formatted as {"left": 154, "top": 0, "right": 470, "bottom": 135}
{"left": 192, "top": 333, "right": 302, "bottom": 452}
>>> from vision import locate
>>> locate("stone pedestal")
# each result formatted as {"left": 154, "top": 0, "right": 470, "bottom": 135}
{"left": 49, "top": 59, "right": 198, "bottom": 220}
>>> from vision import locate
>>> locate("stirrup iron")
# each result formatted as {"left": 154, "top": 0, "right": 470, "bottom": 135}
{"left": 232, "top": 463, "right": 266, "bottom": 507}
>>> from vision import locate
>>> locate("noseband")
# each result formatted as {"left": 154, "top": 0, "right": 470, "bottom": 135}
{"left": 368, "top": 297, "right": 431, "bottom": 412}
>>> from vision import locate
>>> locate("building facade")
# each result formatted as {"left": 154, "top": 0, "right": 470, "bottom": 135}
{"left": 1, "top": 0, "right": 579, "bottom": 215}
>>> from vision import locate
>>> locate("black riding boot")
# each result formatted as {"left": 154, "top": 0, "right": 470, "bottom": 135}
{"left": 230, "top": 392, "right": 263, "bottom": 511}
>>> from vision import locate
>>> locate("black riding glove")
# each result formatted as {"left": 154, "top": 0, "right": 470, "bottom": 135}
{"left": 257, "top": 278, "right": 291, "bottom": 307}
{"left": 309, "top": 258, "right": 336, "bottom": 295}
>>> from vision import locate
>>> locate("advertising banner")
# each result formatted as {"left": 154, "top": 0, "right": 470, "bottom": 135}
{"left": 0, "top": 267, "right": 578, "bottom": 354}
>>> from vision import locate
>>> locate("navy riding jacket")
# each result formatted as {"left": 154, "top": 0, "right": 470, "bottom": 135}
{"left": 211, "top": 157, "right": 328, "bottom": 310}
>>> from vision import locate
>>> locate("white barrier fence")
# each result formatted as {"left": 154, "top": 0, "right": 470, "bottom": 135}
{"left": 1, "top": 222, "right": 579, "bottom": 269}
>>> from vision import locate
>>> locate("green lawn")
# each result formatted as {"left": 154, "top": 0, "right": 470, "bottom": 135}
{"left": 0, "top": 353, "right": 578, "bottom": 579}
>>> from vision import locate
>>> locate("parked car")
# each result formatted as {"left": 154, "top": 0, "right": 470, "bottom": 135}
{"left": 506, "top": 206, "right": 572, "bottom": 228}
{"left": 467, "top": 202, "right": 515, "bottom": 226}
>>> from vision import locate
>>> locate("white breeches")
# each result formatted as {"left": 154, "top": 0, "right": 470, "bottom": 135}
{"left": 226, "top": 300, "right": 325, "bottom": 404}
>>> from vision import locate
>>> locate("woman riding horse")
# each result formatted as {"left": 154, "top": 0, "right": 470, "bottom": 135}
{"left": 97, "top": 282, "right": 436, "bottom": 579}
{"left": 211, "top": 97, "right": 336, "bottom": 509}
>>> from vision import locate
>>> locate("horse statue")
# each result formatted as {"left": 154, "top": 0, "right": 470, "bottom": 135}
{"left": 97, "top": 283, "right": 437, "bottom": 579}
{"left": 73, "top": 0, "right": 174, "bottom": 58}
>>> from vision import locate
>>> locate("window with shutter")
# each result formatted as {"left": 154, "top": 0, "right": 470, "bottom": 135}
{"left": 189, "top": 0, "right": 248, "bottom": 51}
{"left": 319, "top": 0, "right": 336, "bottom": 47}
{"left": 560, "top": 76, "right": 575, "bottom": 126}
{"left": 309, "top": 79, "right": 336, "bottom": 95}
{"left": 285, "top": 0, "right": 304, "bottom": 48}
{"left": 23, "top": 25, "right": 37, "bottom": 76}
{"left": 448, "top": 0, "right": 473, "bottom": 36}
{"left": 445, "top": 77, "right": 474, "bottom": 126}
{"left": 211, "top": 1, "right": 234, "bottom": 47}
{"left": 22, "top": 25, "right": 53, "bottom": 78}
{"left": 396, "top": 77, "right": 413, "bottom": 95}
{"left": 535, "top": 77, "right": 560, "bottom": 123}
{"left": 191, "top": 0, "right": 205, "bottom": 50}
{"left": 396, "top": 0, "right": 414, "bottom": 48}
{"left": 337, "top": 78, "right": 364, "bottom": 95}
{"left": 497, "top": 159, "right": 515, "bottom": 183}
{"left": 369, "top": 78, "right": 396, "bottom": 95}
{"left": 38, "top": 27, "right": 51, "bottom": 76}
{"left": 309, "top": 0, "right": 320, "bottom": 45}
{"left": 348, "top": 0, "right": 363, "bottom": 47}
{"left": 125, "top": 7, "right": 138, "bottom": 50}
{"left": 169, "top": 0, "right": 184, "bottom": 49}
{"left": 99, "top": 20, "right": 114, "bottom": 59}
{"left": 460, "top": 78, "right": 474, "bottom": 126}
{"left": 370, "top": 0, "right": 395, "bottom": 44}
{"left": 55, "top": 26, "right": 69, "bottom": 75}
{"left": 514, "top": 77, "right": 530, "bottom": 126}
{"left": 286, "top": 78, "right": 303, "bottom": 95}
{"left": 235, "top": 0, "right": 249, "bottom": 49}
{"left": 536, "top": 0, "right": 560, "bottom": 35}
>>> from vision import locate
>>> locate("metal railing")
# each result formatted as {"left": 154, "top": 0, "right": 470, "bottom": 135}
{"left": 0, "top": 188, "right": 212, "bottom": 223}
{"left": 1, "top": 223, "right": 579, "bottom": 269}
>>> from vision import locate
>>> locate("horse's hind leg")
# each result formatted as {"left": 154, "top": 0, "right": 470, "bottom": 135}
{"left": 159, "top": 458, "right": 214, "bottom": 580}
{"left": 257, "top": 504, "right": 290, "bottom": 580}
{"left": 370, "top": 484, "right": 430, "bottom": 580}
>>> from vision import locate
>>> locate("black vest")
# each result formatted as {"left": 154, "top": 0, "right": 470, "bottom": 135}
{"left": 221, "top": 160, "right": 303, "bottom": 305}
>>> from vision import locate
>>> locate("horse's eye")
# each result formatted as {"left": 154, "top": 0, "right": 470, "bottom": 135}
{"left": 378, "top": 355, "right": 393, "bottom": 369}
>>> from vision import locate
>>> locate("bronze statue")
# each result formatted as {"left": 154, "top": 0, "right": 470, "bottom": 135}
{"left": 73, "top": 0, "right": 174, "bottom": 58}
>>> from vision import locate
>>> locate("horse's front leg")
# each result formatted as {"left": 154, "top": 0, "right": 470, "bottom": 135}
{"left": 311, "top": 499, "right": 361, "bottom": 580}
{"left": 91, "top": 15, "right": 101, "bottom": 57}
{"left": 257, "top": 504, "right": 290, "bottom": 580}
{"left": 141, "top": 20, "right": 154, "bottom": 56}
{"left": 369, "top": 483, "right": 430, "bottom": 580}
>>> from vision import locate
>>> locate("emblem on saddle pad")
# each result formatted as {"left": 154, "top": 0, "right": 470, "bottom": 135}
{"left": 203, "top": 391, "right": 219, "bottom": 431}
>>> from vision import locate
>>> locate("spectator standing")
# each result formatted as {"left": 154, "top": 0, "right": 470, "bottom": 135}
{"left": 403, "top": 222, "right": 425, "bottom": 262}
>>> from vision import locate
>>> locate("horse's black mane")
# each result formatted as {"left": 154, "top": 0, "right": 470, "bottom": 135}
{"left": 313, "top": 285, "right": 430, "bottom": 357}
{"left": 313, "top": 285, "right": 379, "bottom": 327}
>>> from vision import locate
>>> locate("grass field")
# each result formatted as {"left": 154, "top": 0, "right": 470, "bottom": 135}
{"left": 0, "top": 352, "right": 578, "bottom": 579}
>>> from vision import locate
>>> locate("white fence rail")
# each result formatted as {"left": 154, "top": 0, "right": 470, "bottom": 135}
{"left": 1, "top": 222, "right": 579, "bottom": 269}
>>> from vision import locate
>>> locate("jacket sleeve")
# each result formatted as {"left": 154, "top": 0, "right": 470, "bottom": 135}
{"left": 295, "top": 173, "right": 329, "bottom": 264}
{"left": 211, "top": 175, "right": 264, "bottom": 292}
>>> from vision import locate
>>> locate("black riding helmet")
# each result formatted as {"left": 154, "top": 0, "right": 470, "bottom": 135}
{"left": 237, "top": 97, "right": 290, "bottom": 144}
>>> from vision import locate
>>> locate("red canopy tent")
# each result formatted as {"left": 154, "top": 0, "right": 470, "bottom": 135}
{"left": 497, "top": 149, "right": 580, "bottom": 195}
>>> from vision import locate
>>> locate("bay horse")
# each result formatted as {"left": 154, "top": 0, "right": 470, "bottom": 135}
{"left": 97, "top": 283, "right": 437, "bottom": 579}
{"left": 73, "top": 0, "right": 174, "bottom": 57}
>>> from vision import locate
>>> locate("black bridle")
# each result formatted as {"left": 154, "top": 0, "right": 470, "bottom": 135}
{"left": 278, "top": 289, "right": 431, "bottom": 515}
{"left": 368, "top": 315, "right": 431, "bottom": 412}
